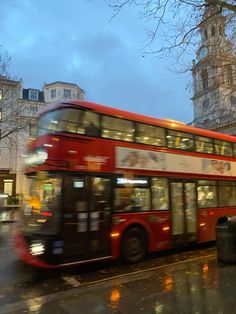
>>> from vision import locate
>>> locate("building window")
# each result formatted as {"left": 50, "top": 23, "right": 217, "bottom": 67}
{"left": 204, "top": 29, "right": 208, "bottom": 39}
{"left": 0, "top": 109, "right": 2, "bottom": 121}
{"left": 211, "top": 26, "right": 215, "bottom": 36}
{"left": 51, "top": 89, "right": 56, "bottom": 99}
{"left": 201, "top": 70, "right": 208, "bottom": 89}
{"left": 226, "top": 65, "right": 233, "bottom": 84}
{"left": 63, "top": 89, "right": 71, "bottom": 99}
{"left": 4, "top": 179, "right": 13, "bottom": 196}
{"left": 0, "top": 89, "right": 3, "bottom": 100}
{"left": 29, "top": 90, "right": 39, "bottom": 101}
{"left": 202, "top": 99, "right": 209, "bottom": 110}
{"left": 219, "top": 26, "right": 223, "bottom": 36}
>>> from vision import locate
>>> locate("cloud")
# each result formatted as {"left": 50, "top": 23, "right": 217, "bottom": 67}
{"left": 1, "top": 0, "right": 193, "bottom": 123}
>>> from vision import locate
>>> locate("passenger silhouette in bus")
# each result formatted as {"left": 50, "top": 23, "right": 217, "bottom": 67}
{"left": 85, "top": 121, "right": 99, "bottom": 136}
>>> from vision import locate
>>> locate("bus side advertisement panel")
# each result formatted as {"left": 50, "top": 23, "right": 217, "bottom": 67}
{"left": 115, "top": 147, "right": 235, "bottom": 177}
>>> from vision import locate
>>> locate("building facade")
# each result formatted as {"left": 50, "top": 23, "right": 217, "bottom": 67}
{"left": 43, "top": 81, "right": 84, "bottom": 103}
{"left": 0, "top": 77, "right": 84, "bottom": 198}
{"left": 191, "top": 3, "right": 236, "bottom": 134}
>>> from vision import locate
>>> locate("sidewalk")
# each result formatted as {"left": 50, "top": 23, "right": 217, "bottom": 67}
{"left": 1, "top": 253, "right": 236, "bottom": 314}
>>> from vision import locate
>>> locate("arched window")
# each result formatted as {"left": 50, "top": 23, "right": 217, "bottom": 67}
{"left": 202, "top": 99, "right": 209, "bottom": 110}
{"left": 201, "top": 70, "right": 208, "bottom": 89}
{"left": 226, "top": 65, "right": 233, "bottom": 84}
{"left": 211, "top": 26, "right": 215, "bottom": 36}
{"left": 219, "top": 26, "right": 223, "bottom": 36}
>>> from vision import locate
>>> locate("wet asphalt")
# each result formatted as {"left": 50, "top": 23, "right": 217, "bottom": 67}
{"left": 1, "top": 223, "right": 236, "bottom": 313}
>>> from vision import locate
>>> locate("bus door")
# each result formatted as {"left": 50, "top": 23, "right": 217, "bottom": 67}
{"left": 62, "top": 175, "right": 112, "bottom": 261}
{"left": 170, "top": 180, "right": 198, "bottom": 244}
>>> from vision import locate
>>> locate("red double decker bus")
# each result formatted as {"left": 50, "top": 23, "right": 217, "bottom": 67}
{"left": 14, "top": 100, "right": 236, "bottom": 268}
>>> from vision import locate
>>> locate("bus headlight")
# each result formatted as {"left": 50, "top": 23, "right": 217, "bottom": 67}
{"left": 30, "top": 241, "right": 45, "bottom": 256}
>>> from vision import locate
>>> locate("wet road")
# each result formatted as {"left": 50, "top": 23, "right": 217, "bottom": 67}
{"left": 0, "top": 223, "right": 219, "bottom": 313}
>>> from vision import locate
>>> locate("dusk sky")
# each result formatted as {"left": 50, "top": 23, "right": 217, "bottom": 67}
{"left": 1, "top": 0, "right": 194, "bottom": 123}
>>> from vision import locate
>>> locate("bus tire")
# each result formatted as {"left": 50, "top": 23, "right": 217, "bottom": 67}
{"left": 121, "top": 227, "right": 147, "bottom": 263}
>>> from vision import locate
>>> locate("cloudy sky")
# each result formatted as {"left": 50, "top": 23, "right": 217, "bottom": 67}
{"left": 1, "top": 0, "right": 194, "bottom": 123}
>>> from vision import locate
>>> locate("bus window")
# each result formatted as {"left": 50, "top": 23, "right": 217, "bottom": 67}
{"left": 114, "top": 187, "right": 150, "bottom": 212}
{"left": 197, "top": 180, "right": 217, "bottom": 208}
{"left": 37, "top": 110, "right": 61, "bottom": 136}
{"left": 101, "top": 116, "right": 134, "bottom": 142}
{"left": 214, "top": 140, "right": 233, "bottom": 157}
{"left": 91, "top": 177, "right": 111, "bottom": 212}
{"left": 83, "top": 111, "right": 100, "bottom": 136}
{"left": 167, "top": 131, "right": 194, "bottom": 151}
{"left": 233, "top": 143, "right": 236, "bottom": 157}
{"left": 218, "top": 181, "right": 236, "bottom": 207}
{"left": 195, "top": 136, "right": 213, "bottom": 154}
{"left": 136, "top": 123, "right": 165, "bottom": 146}
{"left": 151, "top": 178, "right": 169, "bottom": 210}
{"left": 57, "top": 108, "right": 83, "bottom": 133}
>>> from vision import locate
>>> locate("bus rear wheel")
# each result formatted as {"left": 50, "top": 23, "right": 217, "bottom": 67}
{"left": 121, "top": 227, "right": 147, "bottom": 263}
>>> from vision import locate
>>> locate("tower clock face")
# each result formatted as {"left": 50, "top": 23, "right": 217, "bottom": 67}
{"left": 199, "top": 47, "right": 208, "bottom": 59}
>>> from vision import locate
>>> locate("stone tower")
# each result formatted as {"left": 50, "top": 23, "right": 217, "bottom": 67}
{"left": 192, "top": 3, "right": 236, "bottom": 134}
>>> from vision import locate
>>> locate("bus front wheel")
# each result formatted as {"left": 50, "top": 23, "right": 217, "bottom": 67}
{"left": 121, "top": 227, "right": 147, "bottom": 263}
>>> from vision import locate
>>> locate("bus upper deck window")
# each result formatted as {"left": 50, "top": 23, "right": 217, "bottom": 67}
{"left": 195, "top": 136, "right": 213, "bottom": 154}
{"left": 136, "top": 123, "right": 165, "bottom": 146}
{"left": 83, "top": 111, "right": 100, "bottom": 136}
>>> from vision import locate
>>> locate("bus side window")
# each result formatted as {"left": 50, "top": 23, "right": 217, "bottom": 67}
{"left": 58, "top": 108, "right": 81, "bottom": 133}
{"left": 151, "top": 178, "right": 169, "bottom": 210}
{"left": 197, "top": 180, "right": 217, "bottom": 208}
{"left": 101, "top": 116, "right": 134, "bottom": 142}
{"left": 83, "top": 111, "right": 100, "bottom": 137}
{"left": 214, "top": 140, "right": 233, "bottom": 157}
{"left": 195, "top": 136, "right": 213, "bottom": 154}
{"left": 114, "top": 188, "right": 150, "bottom": 212}
{"left": 136, "top": 123, "right": 166, "bottom": 147}
{"left": 218, "top": 181, "right": 236, "bottom": 206}
{"left": 233, "top": 143, "right": 236, "bottom": 157}
{"left": 167, "top": 130, "right": 194, "bottom": 151}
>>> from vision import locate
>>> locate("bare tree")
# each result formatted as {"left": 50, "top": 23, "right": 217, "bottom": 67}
{"left": 108, "top": 0, "right": 236, "bottom": 60}
{"left": 0, "top": 47, "right": 40, "bottom": 177}
{"left": 107, "top": 1, "right": 236, "bottom": 134}
{"left": 0, "top": 47, "right": 36, "bottom": 142}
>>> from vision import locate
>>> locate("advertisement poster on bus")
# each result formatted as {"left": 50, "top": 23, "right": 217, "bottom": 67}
{"left": 115, "top": 147, "right": 235, "bottom": 176}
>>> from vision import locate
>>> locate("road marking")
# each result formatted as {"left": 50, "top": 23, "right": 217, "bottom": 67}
{"left": 62, "top": 275, "right": 81, "bottom": 287}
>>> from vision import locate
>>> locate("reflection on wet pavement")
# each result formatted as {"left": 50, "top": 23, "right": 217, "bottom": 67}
{"left": 1, "top": 222, "right": 229, "bottom": 314}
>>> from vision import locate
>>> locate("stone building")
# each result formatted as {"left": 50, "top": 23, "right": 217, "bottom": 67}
{"left": 191, "top": 3, "right": 236, "bottom": 134}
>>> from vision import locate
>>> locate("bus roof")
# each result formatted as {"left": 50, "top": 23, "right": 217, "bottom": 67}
{"left": 39, "top": 100, "right": 236, "bottom": 143}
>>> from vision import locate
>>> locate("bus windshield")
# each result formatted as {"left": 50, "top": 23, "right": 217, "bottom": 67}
{"left": 33, "top": 108, "right": 100, "bottom": 137}
{"left": 21, "top": 174, "right": 62, "bottom": 235}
